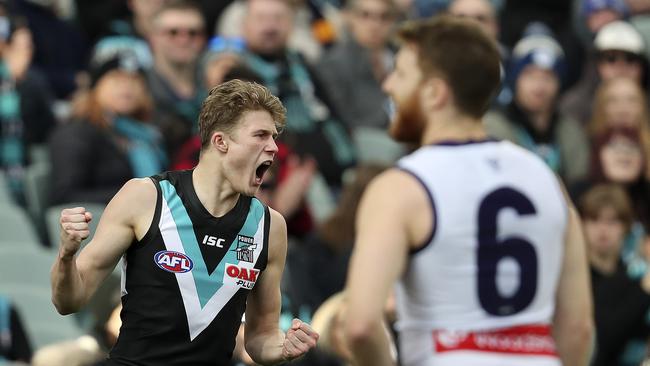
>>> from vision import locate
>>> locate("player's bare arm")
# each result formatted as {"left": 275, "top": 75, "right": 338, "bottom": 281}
{"left": 344, "top": 169, "right": 432, "bottom": 366}
{"left": 51, "top": 178, "right": 157, "bottom": 314}
{"left": 244, "top": 208, "right": 318, "bottom": 365}
{"left": 553, "top": 192, "right": 594, "bottom": 366}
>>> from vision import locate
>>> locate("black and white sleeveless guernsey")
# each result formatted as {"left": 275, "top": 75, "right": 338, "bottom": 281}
{"left": 107, "top": 169, "right": 270, "bottom": 366}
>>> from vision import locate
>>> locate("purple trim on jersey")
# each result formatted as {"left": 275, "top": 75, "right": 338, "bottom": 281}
{"left": 428, "top": 137, "right": 499, "bottom": 147}
{"left": 397, "top": 167, "right": 437, "bottom": 255}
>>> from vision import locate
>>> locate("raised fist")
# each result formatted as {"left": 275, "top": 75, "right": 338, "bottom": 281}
{"left": 59, "top": 207, "right": 93, "bottom": 259}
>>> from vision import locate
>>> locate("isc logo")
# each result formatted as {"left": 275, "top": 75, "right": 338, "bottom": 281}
{"left": 154, "top": 251, "right": 193, "bottom": 273}
{"left": 202, "top": 235, "right": 226, "bottom": 248}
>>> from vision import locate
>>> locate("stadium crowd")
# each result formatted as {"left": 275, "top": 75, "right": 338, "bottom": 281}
{"left": 0, "top": 0, "right": 649, "bottom": 365}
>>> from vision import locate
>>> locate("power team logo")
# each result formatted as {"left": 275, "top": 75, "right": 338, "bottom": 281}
{"left": 154, "top": 250, "right": 194, "bottom": 273}
{"left": 235, "top": 235, "right": 256, "bottom": 263}
{"left": 226, "top": 264, "right": 260, "bottom": 290}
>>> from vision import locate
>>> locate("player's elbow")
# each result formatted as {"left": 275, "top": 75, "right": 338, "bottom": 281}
{"left": 51, "top": 293, "right": 84, "bottom": 315}
{"left": 344, "top": 318, "right": 381, "bottom": 347}
{"left": 555, "top": 314, "right": 594, "bottom": 356}
{"left": 52, "top": 298, "right": 78, "bottom": 315}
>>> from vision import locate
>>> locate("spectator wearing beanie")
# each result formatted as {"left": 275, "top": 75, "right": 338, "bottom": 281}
{"left": 485, "top": 24, "right": 590, "bottom": 185}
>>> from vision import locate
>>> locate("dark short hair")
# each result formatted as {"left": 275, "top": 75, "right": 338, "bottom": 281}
{"left": 397, "top": 15, "right": 501, "bottom": 118}
{"left": 580, "top": 184, "right": 634, "bottom": 232}
{"left": 198, "top": 80, "right": 286, "bottom": 150}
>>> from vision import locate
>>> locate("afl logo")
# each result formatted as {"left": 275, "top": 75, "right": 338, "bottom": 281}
{"left": 154, "top": 251, "right": 193, "bottom": 273}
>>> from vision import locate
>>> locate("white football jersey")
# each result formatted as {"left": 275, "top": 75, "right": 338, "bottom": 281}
{"left": 395, "top": 140, "right": 567, "bottom": 366}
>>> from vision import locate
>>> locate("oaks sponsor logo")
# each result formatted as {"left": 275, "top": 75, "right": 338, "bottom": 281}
{"left": 226, "top": 264, "right": 260, "bottom": 290}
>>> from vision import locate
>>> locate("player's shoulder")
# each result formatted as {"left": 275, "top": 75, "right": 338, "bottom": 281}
{"left": 363, "top": 168, "right": 430, "bottom": 210}
{"left": 120, "top": 177, "right": 157, "bottom": 197}
{"left": 112, "top": 178, "right": 158, "bottom": 212}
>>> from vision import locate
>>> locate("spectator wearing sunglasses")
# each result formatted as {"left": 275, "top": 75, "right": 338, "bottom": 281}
{"left": 561, "top": 20, "right": 648, "bottom": 125}
{"left": 145, "top": 0, "right": 207, "bottom": 159}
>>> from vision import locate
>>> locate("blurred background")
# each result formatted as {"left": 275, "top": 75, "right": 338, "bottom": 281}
{"left": 0, "top": 0, "right": 649, "bottom": 365}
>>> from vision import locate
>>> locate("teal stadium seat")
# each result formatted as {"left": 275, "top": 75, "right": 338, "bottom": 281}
{"left": 0, "top": 247, "right": 85, "bottom": 348}
{"left": 0, "top": 207, "right": 40, "bottom": 244}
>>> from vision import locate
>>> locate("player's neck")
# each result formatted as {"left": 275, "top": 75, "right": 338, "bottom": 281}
{"left": 421, "top": 113, "right": 487, "bottom": 145}
{"left": 192, "top": 163, "right": 240, "bottom": 218}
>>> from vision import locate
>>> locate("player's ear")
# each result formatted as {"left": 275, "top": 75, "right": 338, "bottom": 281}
{"left": 422, "top": 77, "right": 449, "bottom": 110}
{"left": 211, "top": 132, "right": 228, "bottom": 153}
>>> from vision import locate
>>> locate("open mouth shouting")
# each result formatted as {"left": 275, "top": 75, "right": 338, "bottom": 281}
{"left": 254, "top": 160, "right": 273, "bottom": 185}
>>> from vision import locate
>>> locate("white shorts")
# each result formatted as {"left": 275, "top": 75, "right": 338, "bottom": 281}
{"left": 399, "top": 324, "right": 562, "bottom": 366}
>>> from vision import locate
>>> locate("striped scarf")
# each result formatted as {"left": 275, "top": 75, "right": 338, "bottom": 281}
{"left": 0, "top": 62, "right": 24, "bottom": 203}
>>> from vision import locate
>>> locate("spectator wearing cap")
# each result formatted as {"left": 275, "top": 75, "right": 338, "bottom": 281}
{"left": 47, "top": 52, "right": 166, "bottom": 205}
{"left": 0, "top": 3, "right": 56, "bottom": 205}
{"left": 484, "top": 27, "right": 590, "bottom": 185}
{"left": 561, "top": 20, "right": 647, "bottom": 124}
{"left": 145, "top": 0, "right": 207, "bottom": 159}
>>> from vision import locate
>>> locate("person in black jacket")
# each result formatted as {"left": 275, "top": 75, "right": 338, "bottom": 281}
{"left": 581, "top": 184, "right": 650, "bottom": 366}
{"left": 48, "top": 52, "right": 166, "bottom": 205}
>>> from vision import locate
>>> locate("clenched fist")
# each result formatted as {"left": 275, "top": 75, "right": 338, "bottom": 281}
{"left": 59, "top": 207, "right": 93, "bottom": 260}
{"left": 282, "top": 319, "right": 319, "bottom": 362}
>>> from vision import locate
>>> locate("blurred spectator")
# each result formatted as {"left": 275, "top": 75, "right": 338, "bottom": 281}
{"left": 587, "top": 128, "right": 650, "bottom": 227}
{"left": 31, "top": 335, "right": 103, "bottom": 366}
{"left": 589, "top": 77, "right": 650, "bottom": 169}
{"left": 48, "top": 52, "right": 165, "bottom": 205}
{"left": 626, "top": 0, "right": 650, "bottom": 16}
{"left": 484, "top": 29, "right": 590, "bottom": 185}
{"left": 106, "top": 0, "right": 168, "bottom": 39}
{"left": 285, "top": 164, "right": 387, "bottom": 317}
{"left": 202, "top": 35, "right": 246, "bottom": 89}
{"left": 447, "top": 0, "right": 511, "bottom": 105}
{"left": 447, "top": 0, "right": 499, "bottom": 41}
{"left": 92, "top": 0, "right": 171, "bottom": 71}
{"left": 561, "top": 20, "right": 648, "bottom": 124}
{"left": 0, "top": 4, "right": 56, "bottom": 204}
{"left": 310, "top": 290, "right": 397, "bottom": 366}
{"left": 317, "top": 0, "right": 397, "bottom": 130}
{"left": 499, "top": 0, "right": 584, "bottom": 89}
{"left": 0, "top": 295, "right": 32, "bottom": 363}
{"left": 146, "top": 0, "right": 207, "bottom": 158}
{"left": 15, "top": 0, "right": 88, "bottom": 99}
{"left": 240, "top": 0, "right": 356, "bottom": 189}
{"left": 580, "top": 184, "right": 650, "bottom": 366}
{"left": 217, "top": 0, "right": 334, "bottom": 63}
{"left": 582, "top": 0, "right": 629, "bottom": 35}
